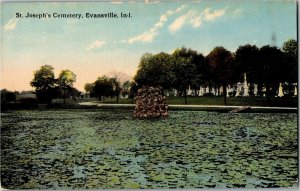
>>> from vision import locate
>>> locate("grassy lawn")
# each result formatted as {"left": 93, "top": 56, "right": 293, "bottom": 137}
{"left": 85, "top": 96, "right": 298, "bottom": 107}
{"left": 167, "top": 96, "right": 298, "bottom": 107}
{"left": 1, "top": 110, "right": 297, "bottom": 189}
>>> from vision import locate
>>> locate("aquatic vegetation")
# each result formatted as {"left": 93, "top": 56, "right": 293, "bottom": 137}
{"left": 0, "top": 109, "right": 298, "bottom": 189}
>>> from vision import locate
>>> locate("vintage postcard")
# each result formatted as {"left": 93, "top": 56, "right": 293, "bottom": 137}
{"left": 1, "top": 0, "right": 298, "bottom": 189}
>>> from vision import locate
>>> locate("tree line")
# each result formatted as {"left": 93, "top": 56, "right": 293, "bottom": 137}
{"left": 22, "top": 39, "right": 296, "bottom": 105}
{"left": 133, "top": 39, "right": 297, "bottom": 104}
{"left": 30, "top": 65, "right": 78, "bottom": 104}
{"left": 84, "top": 72, "right": 133, "bottom": 103}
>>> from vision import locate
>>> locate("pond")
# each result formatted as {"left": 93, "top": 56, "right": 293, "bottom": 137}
{"left": 1, "top": 109, "right": 298, "bottom": 189}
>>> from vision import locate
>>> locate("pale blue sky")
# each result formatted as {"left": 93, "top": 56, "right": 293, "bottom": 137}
{"left": 1, "top": 0, "right": 297, "bottom": 91}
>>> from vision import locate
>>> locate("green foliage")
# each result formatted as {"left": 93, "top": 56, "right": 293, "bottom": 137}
{"left": 134, "top": 47, "right": 206, "bottom": 104}
{"left": 84, "top": 83, "right": 93, "bottom": 93}
{"left": 206, "top": 47, "right": 234, "bottom": 105}
{"left": 129, "top": 81, "right": 138, "bottom": 98}
{"left": 110, "top": 77, "right": 121, "bottom": 97}
{"left": 1, "top": 89, "right": 16, "bottom": 103}
{"left": 258, "top": 45, "right": 285, "bottom": 97}
{"left": 133, "top": 40, "right": 297, "bottom": 100}
{"left": 165, "top": 96, "right": 297, "bottom": 107}
{"left": 172, "top": 47, "right": 206, "bottom": 91}
{"left": 282, "top": 39, "right": 297, "bottom": 83}
{"left": 283, "top": 39, "right": 297, "bottom": 58}
{"left": 234, "top": 44, "right": 259, "bottom": 82}
{"left": 30, "top": 65, "right": 56, "bottom": 91}
{"left": 58, "top": 70, "right": 76, "bottom": 88}
{"left": 90, "top": 75, "right": 114, "bottom": 100}
{"left": 134, "top": 52, "right": 176, "bottom": 90}
{"left": 122, "top": 81, "right": 131, "bottom": 96}
{"left": 206, "top": 46, "right": 234, "bottom": 83}
{"left": 30, "top": 65, "right": 59, "bottom": 103}
{"left": 58, "top": 70, "right": 77, "bottom": 103}
{"left": 259, "top": 46, "right": 284, "bottom": 82}
{"left": 87, "top": 75, "right": 135, "bottom": 101}
{"left": 30, "top": 65, "right": 79, "bottom": 104}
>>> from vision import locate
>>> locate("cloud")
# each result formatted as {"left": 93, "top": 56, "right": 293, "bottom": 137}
{"left": 169, "top": 6, "right": 227, "bottom": 33}
{"left": 4, "top": 19, "right": 18, "bottom": 30}
{"left": 203, "top": 7, "right": 227, "bottom": 21}
{"left": 169, "top": 12, "right": 189, "bottom": 33}
{"left": 122, "top": 5, "right": 186, "bottom": 44}
{"left": 169, "top": 10, "right": 202, "bottom": 33}
{"left": 87, "top": 40, "right": 106, "bottom": 50}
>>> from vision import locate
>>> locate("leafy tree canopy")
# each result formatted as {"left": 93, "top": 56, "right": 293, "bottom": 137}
{"left": 58, "top": 70, "right": 76, "bottom": 88}
{"left": 30, "top": 65, "right": 58, "bottom": 103}
{"left": 30, "top": 65, "right": 56, "bottom": 91}
{"left": 84, "top": 83, "right": 93, "bottom": 93}
{"left": 206, "top": 46, "right": 234, "bottom": 83}
{"left": 234, "top": 44, "right": 259, "bottom": 82}
{"left": 259, "top": 45, "right": 284, "bottom": 83}
{"left": 282, "top": 39, "right": 297, "bottom": 83}
{"left": 90, "top": 75, "right": 114, "bottom": 100}
{"left": 283, "top": 39, "right": 297, "bottom": 58}
{"left": 134, "top": 52, "right": 176, "bottom": 90}
{"left": 172, "top": 47, "right": 205, "bottom": 89}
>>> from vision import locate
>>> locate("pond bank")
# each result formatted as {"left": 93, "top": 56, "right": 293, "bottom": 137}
{"left": 1, "top": 102, "right": 297, "bottom": 113}
{"left": 78, "top": 103, "right": 297, "bottom": 113}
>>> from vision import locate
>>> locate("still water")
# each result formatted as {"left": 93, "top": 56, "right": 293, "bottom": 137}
{"left": 1, "top": 110, "right": 298, "bottom": 189}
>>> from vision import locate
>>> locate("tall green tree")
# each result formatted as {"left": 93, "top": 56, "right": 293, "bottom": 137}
{"left": 58, "top": 70, "right": 76, "bottom": 103}
{"left": 84, "top": 83, "right": 93, "bottom": 94}
{"left": 207, "top": 47, "right": 234, "bottom": 105}
{"left": 134, "top": 52, "right": 176, "bottom": 91}
{"left": 282, "top": 39, "right": 297, "bottom": 85}
{"left": 234, "top": 44, "right": 260, "bottom": 83}
{"left": 30, "top": 65, "right": 58, "bottom": 104}
{"left": 172, "top": 47, "right": 205, "bottom": 104}
{"left": 258, "top": 45, "right": 284, "bottom": 99}
{"left": 122, "top": 80, "right": 131, "bottom": 98}
{"left": 90, "top": 76, "right": 114, "bottom": 101}
{"left": 110, "top": 77, "right": 121, "bottom": 103}
{"left": 233, "top": 44, "right": 260, "bottom": 96}
{"left": 283, "top": 39, "right": 297, "bottom": 58}
{"left": 1, "top": 89, "right": 16, "bottom": 104}
{"left": 129, "top": 81, "right": 138, "bottom": 99}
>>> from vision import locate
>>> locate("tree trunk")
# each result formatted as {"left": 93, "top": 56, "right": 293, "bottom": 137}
{"left": 116, "top": 93, "right": 119, "bottom": 103}
{"left": 223, "top": 83, "right": 227, "bottom": 105}
{"left": 63, "top": 89, "right": 66, "bottom": 104}
{"left": 214, "top": 84, "right": 217, "bottom": 96}
{"left": 184, "top": 89, "right": 187, "bottom": 105}
{"left": 266, "top": 83, "right": 270, "bottom": 106}
{"left": 258, "top": 83, "right": 263, "bottom": 97}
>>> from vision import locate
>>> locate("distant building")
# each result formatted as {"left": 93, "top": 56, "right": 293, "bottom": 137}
{"left": 16, "top": 91, "right": 37, "bottom": 101}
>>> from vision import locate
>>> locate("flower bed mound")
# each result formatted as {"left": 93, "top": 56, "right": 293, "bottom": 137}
{"left": 134, "top": 86, "right": 168, "bottom": 118}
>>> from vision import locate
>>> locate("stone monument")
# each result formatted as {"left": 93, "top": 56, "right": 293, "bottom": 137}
{"left": 278, "top": 83, "right": 284, "bottom": 97}
{"left": 243, "top": 73, "right": 250, "bottom": 97}
{"left": 253, "top": 84, "right": 258, "bottom": 96}
{"left": 235, "top": 82, "right": 242, "bottom": 97}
